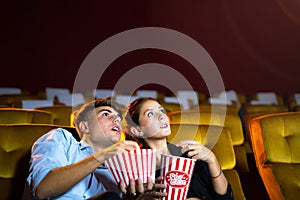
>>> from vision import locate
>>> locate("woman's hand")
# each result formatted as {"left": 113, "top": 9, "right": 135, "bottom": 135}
{"left": 176, "top": 140, "right": 217, "bottom": 163}
{"left": 119, "top": 177, "right": 166, "bottom": 200}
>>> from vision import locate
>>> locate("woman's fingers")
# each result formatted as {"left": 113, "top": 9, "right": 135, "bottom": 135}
{"left": 176, "top": 140, "right": 199, "bottom": 147}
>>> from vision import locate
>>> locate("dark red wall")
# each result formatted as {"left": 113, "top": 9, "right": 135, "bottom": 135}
{"left": 2, "top": 0, "right": 300, "bottom": 96}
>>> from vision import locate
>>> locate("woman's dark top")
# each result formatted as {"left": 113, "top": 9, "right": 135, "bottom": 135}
{"left": 154, "top": 143, "right": 234, "bottom": 200}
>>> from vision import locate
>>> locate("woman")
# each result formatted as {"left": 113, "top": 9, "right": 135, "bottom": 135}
{"left": 124, "top": 97, "right": 233, "bottom": 200}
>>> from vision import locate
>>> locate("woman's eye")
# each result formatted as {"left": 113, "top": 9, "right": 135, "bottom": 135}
{"left": 147, "top": 112, "right": 153, "bottom": 118}
{"left": 160, "top": 109, "right": 166, "bottom": 114}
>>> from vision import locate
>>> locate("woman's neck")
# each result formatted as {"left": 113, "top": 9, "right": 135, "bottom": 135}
{"left": 145, "top": 138, "right": 169, "bottom": 154}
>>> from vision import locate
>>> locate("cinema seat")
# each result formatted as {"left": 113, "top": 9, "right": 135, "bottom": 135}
{"left": 240, "top": 104, "right": 289, "bottom": 152}
{"left": 191, "top": 103, "right": 241, "bottom": 114}
{"left": 159, "top": 101, "right": 181, "bottom": 112}
{"left": 287, "top": 94, "right": 300, "bottom": 111}
{"left": 35, "top": 105, "right": 73, "bottom": 126}
{"left": 169, "top": 123, "right": 246, "bottom": 200}
{"left": 168, "top": 110, "right": 249, "bottom": 173}
{"left": 0, "top": 108, "right": 53, "bottom": 124}
{"left": 0, "top": 94, "right": 45, "bottom": 108}
{"left": 249, "top": 112, "right": 300, "bottom": 200}
{"left": 0, "top": 124, "right": 78, "bottom": 200}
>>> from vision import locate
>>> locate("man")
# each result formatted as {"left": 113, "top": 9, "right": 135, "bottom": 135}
{"left": 26, "top": 97, "right": 164, "bottom": 200}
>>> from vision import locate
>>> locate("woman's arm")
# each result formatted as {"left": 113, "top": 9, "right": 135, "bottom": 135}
{"left": 177, "top": 140, "right": 228, "bottom": 195}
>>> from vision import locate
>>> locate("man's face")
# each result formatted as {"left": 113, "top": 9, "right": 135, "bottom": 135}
{"left": 85, "top": 106, "right": 122, "bottom": 148}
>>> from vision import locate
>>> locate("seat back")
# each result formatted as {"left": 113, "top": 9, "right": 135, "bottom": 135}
{"left": 249, "top": 112, "right": 300, "bottom": 200}
{"left": 250, "top": 112, "right": 300, "bottom": 164}
{"left": 0, "top": 108, "right": 53, "bottom": 124}
{"left": 240, "top": 104, "right": 289, "bottom": 148}
{"left": 159, "top": 101, "right": 181, "bottom": 113}
{"left": 169, "top": 123, "right": 235, "bottom": 170}
{"left": 168, "top": 110, "right": 244, "bottom": 146}
{"left": 35, "top": 105, "right": 73, "bottom": 126}
{"left": 191, "top": 103, "right": 240, "bottom": 114}
{"left": 0, "top": 124, "right": 77, "bottom": 200}
{"left": 0, "top": 94, "right": 44, "bottom": 108}
{"left": 169, "top": 123, "right": 246, "bottom": 200}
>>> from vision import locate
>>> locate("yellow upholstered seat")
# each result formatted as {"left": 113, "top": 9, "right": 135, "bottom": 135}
{"left": 0, "top": 124, "right": 78, "bottom": 200}
{"left": 240, "top": 104, "right": 289, "bottom": 152}
{"left": 287, "top": 94, "right": 300, "bottom": 111}
{"left": 249, "top": 112, "right": 300, "bottom": 200}
{"left": 159, "top": 101, "right": 181, "bottom": 113}
{"left": 168, "top": 110, "right": 249, "bottom": 173}
{"left": 169, "top": 123, "right": 246, "bottom": 200}
{"left": 0, "top": 94, "right": 45, "bottom": 108}
{"left": 191, "top": 103, "right": 241, "bottom": 114}
{"left": 0, "top": 108, "right": 53, "bottom": 124}
{"left": 35, "top": 105, "right": 73, "bottom": 126}
{"left": 249, "top": 92, "right": 284, "bottom": 106}
{"left": 168, "top": 110, "right": 244, "bottom": 146}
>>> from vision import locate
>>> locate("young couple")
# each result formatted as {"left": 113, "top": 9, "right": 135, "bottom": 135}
{"left": 26, "top": 96, "right": 233, "bottom": 200}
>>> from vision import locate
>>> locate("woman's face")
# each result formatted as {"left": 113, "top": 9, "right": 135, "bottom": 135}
{"left": 138, "top": 100, "right": 171, "bottom": 139}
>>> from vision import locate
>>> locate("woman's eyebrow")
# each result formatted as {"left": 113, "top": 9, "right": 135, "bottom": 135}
{"left": 143, "top": 106, "right": 163, "bottom": 115}
{"left": 143, "top": 108, "right": 153, "bottom": 115}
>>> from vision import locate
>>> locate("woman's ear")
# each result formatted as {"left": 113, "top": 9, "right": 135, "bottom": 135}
{"left": 78, "top": 121, "right": 89, "bottom": 134}
{"left": 130, "top": 126, "right": 144, "bottom": 137}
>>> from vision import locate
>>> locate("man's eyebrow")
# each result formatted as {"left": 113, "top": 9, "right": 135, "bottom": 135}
{"left": 96, "top": 109, "right": 112, "bottom": 114}
{"left": 96, "top": 108, "right": 121, "bottom": 117}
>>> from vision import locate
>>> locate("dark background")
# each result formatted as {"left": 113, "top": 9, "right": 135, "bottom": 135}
{"left": 2, "top": 0, "right": 300, "bottom": 96}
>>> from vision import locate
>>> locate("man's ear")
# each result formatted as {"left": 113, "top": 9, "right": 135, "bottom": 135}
{"left": 78, "top": 121, "right": 89, "bottom": 134}
{"left": 130, "top": 126, "right": 144, "bottom": 137}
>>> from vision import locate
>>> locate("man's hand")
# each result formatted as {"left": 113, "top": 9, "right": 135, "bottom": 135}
{"left": 120, "top": 177, "right": 166, "bottom": 200}
{"left": 93, "top": 140, "right": 140, "bottom": 164}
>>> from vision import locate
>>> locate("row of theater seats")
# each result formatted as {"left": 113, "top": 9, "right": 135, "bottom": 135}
{"left": 0, "top": 88, "right": 299, "bottom": 110}
{"left": 0, "top": 104, "right": 79, "bottom": 199}
{"left": 0, "top": 107, "right": 248, "bottom": 199}
{"left": 1, "top": 88, "right": 300, "bottom": 199}
{"left": 0, "top": 124, "right": 79, "bottom": 200}
{"left": 167, "top": 109, "right": 300, "bottom": 200}
{"left": 0, "top": 106, "right": 248, "bottom": 199}
{"left": 3, "top": 108, "right": 299, "bottom": 199}
{"left": 169, "top": 123, "right": 246, "bottom": 200}
{"left": 0, "top": 95, "right": 249, "bottom": 199}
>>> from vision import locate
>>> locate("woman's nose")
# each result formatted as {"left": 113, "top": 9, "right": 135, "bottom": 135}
{"left": 158, "top": 113, "right": 166, "bottom": 121}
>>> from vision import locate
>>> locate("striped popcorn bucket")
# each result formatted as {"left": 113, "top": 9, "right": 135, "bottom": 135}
{"left": 160, "top": 154, "right": 196, "bottom": 200}
{"left": 104, "top": 149, "right": 156, "bottom": 186}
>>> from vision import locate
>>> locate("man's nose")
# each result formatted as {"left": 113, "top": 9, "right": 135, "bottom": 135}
{"left": 112, "top": 115, "right": 121, "bottom": 123}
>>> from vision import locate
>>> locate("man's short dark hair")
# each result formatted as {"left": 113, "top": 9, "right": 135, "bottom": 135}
{"left": 73, "top": 97, "right": 122, "bottom": 129}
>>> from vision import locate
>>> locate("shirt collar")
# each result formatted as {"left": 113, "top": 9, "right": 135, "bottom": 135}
{"left": 79, "top": 140, "right": 94, "bottom": 152}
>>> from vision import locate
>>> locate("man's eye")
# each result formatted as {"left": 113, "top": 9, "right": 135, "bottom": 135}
{"left": 101, "top": 112, "right": 110, "bottom": 117}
